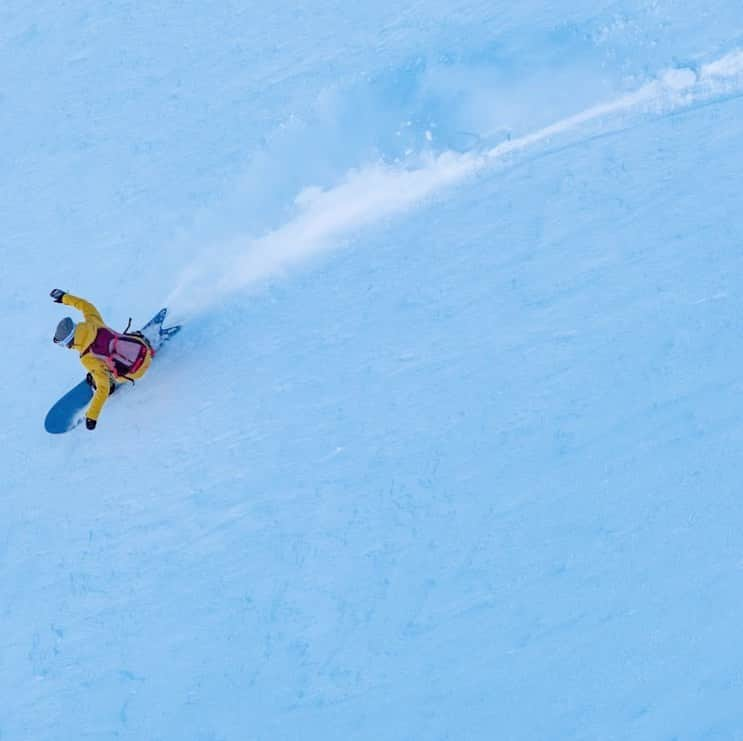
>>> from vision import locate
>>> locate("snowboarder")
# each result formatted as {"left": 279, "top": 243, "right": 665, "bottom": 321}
{"left": 51, "top": 289, "right": 154, "bottom": 430}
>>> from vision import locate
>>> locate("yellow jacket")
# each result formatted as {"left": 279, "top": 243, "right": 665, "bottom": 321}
{"left": 62, "top": 294, "right": 152, "bottom": 421}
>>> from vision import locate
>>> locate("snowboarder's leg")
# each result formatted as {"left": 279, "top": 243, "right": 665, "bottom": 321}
{"left": 88, "top": 371, "right": 117, "bottom": 395}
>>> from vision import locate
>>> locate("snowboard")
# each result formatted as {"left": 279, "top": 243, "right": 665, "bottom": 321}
{"left": 44, "top": 308, "right": 181, "bottom": 434}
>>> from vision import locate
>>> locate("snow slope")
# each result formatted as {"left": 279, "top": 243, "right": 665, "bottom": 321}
{"left": 2, "top": 1, "right": 743, "bottom": 739}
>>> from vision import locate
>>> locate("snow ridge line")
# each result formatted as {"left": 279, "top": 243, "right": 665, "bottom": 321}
{"left": 168, "top": 50, "right": 743, "bottom": 317}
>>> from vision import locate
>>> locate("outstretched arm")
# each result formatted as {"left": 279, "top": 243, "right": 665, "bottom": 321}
{"left": 51, "top": 290, "right": 104, "bottom": 324}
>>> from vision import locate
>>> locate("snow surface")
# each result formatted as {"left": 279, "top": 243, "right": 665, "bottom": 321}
{"left": 2, "top": 1, "right": 743, "bottom": 739}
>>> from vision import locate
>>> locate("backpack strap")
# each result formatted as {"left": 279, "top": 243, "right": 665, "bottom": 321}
{"left": 125, "top": 330, "right": 156, "bottom": 357}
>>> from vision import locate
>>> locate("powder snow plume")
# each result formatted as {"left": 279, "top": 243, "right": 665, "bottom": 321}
{"left": 167, "top": 49, "right": 743, "bottom": 319}
{"left": 166, "top": 151, "right": 478, "bottom": 317}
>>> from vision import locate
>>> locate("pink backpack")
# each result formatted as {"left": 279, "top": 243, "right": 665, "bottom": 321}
{"left": 82, "top": 327, "right": 150, "bottom": 379}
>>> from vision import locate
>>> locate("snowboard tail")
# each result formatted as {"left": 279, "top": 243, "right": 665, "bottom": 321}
{"left": 44, "top": 309, "right": 181, "bottom": 434}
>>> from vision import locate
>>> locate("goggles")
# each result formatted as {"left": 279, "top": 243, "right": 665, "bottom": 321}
{"left": 54, "top": 324, "right": 76, "bottom": 347}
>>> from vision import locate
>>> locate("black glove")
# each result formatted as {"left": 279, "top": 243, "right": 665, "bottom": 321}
{"left": 50, "top": 289, "right": 66, "bottom": 303}
{"left": 85, "top": 418, "right": 97, "bottom": 430}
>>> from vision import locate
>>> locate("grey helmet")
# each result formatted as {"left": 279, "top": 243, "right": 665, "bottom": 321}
{"left": 54, "top": 317, "right": 77, "bottom": 347}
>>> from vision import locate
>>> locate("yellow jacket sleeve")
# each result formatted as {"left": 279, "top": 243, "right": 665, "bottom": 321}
{"left": 62, "top": 293, "right": 104, "bottom": 324}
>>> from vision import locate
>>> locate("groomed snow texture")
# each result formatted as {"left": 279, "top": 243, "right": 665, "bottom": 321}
{"left": 2, "top": 1, "right": 743, "bottom": 739}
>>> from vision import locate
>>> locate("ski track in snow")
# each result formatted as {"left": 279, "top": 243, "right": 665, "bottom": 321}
{"left": 168, "top": 49, "right": 743, "bottom": 318}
